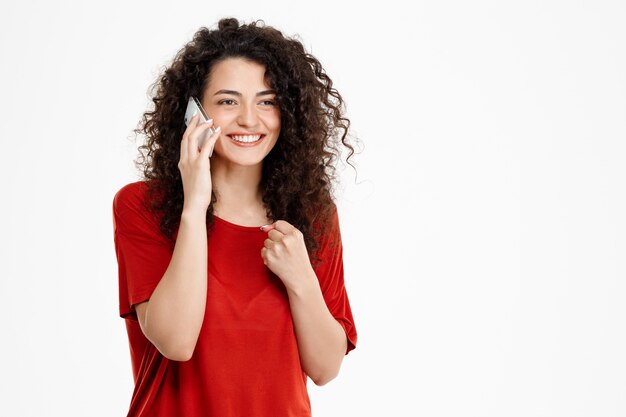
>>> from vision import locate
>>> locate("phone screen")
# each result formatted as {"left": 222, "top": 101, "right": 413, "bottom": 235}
{"left": 184, "top": 96, "right": 211, "bottom": 126}
{"left": 184, "top": 96, "right": 216, "bottom": 154}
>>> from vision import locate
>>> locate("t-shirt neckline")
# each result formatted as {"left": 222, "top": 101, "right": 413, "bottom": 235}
{"left": 213, "top": 214, "right": 268, "bottom": 233}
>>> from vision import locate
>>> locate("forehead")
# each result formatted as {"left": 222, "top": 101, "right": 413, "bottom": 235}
{"left": 206, "top": 57, "right": 271, "bottom": 91}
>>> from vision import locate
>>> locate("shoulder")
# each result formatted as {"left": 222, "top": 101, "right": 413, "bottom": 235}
{"left": 311, "top": 202, "right": 342, "bottom": 252}
{"left": 112, "top": 181, "right": 164, "bottom": 235}
{"left": 311, "top": 202, "right": 339, "bottom": 230}
{"left": 112, "top": 181, "right": 148, "bottom": 213}
{"left": 314, "top": 202, "right": 340, "bottom": 234}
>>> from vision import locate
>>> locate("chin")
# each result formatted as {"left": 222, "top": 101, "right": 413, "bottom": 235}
{"left": 214, "top": 152, "right": 269, "bottom": 166}
{"left": 216, "top": 145, "right": 277, "bottom": 165}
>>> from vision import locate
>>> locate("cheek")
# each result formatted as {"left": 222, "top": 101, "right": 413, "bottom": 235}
{"left": 205, "top": 107, "right": 230, "bottom": 125}
{"left": 205, "top": 105, "right": 235, "bottom": 122}
{"left": 263, "top": 111, "right": 281, "bottom": 132}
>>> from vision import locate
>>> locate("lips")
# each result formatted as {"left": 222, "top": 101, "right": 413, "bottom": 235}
{"left": 229, "top": 134, "right": 264, "bottom": 143}
{"left": 227, "top": 133, "right": 266, "bottom": 146}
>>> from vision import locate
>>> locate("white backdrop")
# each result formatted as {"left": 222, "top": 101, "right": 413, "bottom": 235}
{"left": 1, "top": 1, "right": 625, "bottom": 416}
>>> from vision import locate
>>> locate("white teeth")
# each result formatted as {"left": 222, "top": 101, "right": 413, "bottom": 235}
{"left": 231, "top": 135, "right": 262, "bottom": 143}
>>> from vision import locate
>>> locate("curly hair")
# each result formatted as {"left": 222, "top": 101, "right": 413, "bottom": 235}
{"left": 133, "top": 17, "right": 357, "bottom": 266}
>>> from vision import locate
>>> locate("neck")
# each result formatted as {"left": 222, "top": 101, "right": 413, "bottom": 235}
{"left": 210, "top": 156, "right": 264, "bottom": 212}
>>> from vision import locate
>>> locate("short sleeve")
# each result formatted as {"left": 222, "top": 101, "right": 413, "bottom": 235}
{"left": 312, "top": 205, "right": 357, "bottom": 355}
{"left": 112, "top": 182, "right": 174, "bottom": 320}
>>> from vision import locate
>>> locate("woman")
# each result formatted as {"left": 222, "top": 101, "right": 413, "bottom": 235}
{"left": 113, "top": 17, "right": 358, "bottom": 416}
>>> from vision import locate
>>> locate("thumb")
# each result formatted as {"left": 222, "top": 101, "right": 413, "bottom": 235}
{"left": 260, "top": 223, "right": 275, "bottom": 231}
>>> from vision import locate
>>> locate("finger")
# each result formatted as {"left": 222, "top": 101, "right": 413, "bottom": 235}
{"left": 190, "top": 112, "right": 201, "bottom": 126}
{"left": 264, "top": 238, "right": 274, "bottom": 249}
{"left": 181, "top": 113, "right": 201, "bottom": 161}
{"left": 184, "top": 113, "right": 202, "bottom": 140}
{"left": 192, "top": 120, "right": 215, "bottom": 154}
{"left": 188, "top": 118, "right": 213, "bottom": 158}
{"left": 180, "top": 130, "right": 188, "bottom": 161}
{"left": 267, "top": 228, "right": 284, "bottom": 241}
{"left": 260, "top": 223, "right": 276, "bottom": 232}
{"left": 200, "top": 125, "right": 221, "bottom": 159}
{"left": 187, "top": 120, "right": 202, "bottom": 159}
{"left": 272, "top": 220, "right": 297, "bottom": 235}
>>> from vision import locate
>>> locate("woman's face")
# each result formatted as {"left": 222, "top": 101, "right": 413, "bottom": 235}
{"left": 201, "top": 57, "right": 281, "bottom": 167}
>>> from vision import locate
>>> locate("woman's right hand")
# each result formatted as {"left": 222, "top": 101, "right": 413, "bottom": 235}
{"left": 178, "top": 113, "right": 221, "bottom": 212}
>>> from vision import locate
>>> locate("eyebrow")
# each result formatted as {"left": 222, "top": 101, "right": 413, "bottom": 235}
{"left": 213, "top": 89, "right": 276, "bottom": 97}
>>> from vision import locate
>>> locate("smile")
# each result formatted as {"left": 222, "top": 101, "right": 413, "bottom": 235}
{"left": 228, "top": 134, "right": 266, "bottom": 147}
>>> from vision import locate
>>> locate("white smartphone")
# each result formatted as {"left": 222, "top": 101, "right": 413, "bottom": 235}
{"left": 184, "top": 96, "right": 215, "bottom": 155}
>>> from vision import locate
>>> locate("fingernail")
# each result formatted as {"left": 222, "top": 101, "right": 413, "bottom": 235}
{"left": 260, "top": 224, "right": 269, "bottom": 230}
{"left": 215, "top": 126, "right": 221, "bottom": 132}
{"left": 205, "top": 118, "right": 213, "bottom": 124}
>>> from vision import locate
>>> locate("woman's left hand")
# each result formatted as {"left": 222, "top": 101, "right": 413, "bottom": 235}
{"left": 260, "top": 220, "right": 315, "bottom": 292}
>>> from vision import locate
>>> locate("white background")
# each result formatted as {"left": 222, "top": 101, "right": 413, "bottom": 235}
{"left": 1, "top": 0, "right": 624, "bottom": 416}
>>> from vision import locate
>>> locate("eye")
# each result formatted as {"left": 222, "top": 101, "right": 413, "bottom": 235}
{"left": 218, "top": 99, "right": 237, "bottom": 105}
{"left": 260, "top": 99, "right": 277, "bottom": 106}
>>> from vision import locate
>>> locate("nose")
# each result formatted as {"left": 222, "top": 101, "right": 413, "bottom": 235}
{"left": 236, "top": 102, "right": 259, "bottom": 127}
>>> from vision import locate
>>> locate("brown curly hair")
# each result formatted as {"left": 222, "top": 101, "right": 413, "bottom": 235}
{"left": 133, "top": 17, "right": 357, "bottom": 266}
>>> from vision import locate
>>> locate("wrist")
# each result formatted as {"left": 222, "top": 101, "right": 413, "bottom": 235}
{"left": 181, "top": 206, "right": 207, "bottom": 223}
{"left": 286, "top": 268, "right": 320, "bottom": 299}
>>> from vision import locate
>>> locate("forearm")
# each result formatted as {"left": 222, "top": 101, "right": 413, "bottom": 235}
{"left": 286, "top": 269, "right": 348, "bottom": 386}
{"left": 144, "top": 208, "right": 207, "bottom": 358}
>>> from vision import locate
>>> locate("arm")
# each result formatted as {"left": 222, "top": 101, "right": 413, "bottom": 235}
{"left": 260, "top": 211, "right": 355, "bottom": 385}
{"left": 286, "top": 268, "right": 348, "bottom": 386}
{"left": 121, "top": 115, "right": 218, "bottom": 361}
{"left": 135, "top": 208, "right": 207, "bottom": 361}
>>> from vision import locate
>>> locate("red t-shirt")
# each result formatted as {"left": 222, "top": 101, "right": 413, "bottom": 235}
{"left": 112, "top": 181, "right": 357, "bottom": 417}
